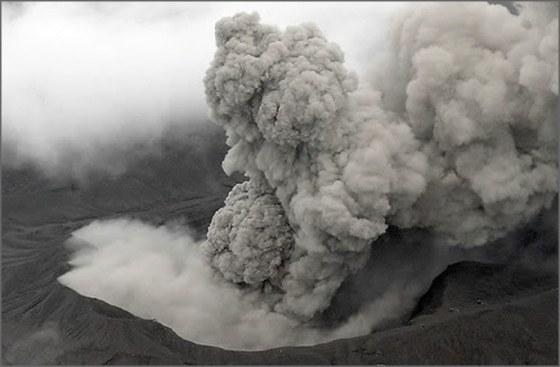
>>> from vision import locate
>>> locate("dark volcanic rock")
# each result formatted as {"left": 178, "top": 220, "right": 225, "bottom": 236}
{"left": 411, "top": 261, "right": 558, "bottom": 318}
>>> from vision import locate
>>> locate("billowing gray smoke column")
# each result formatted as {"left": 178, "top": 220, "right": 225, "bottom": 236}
{"left": 372, "top": 1, "right": 558, "bottom": 245}
{"left": 204, "top": 180, "right": 294, "bottom": 288}
{"left": 203, "top": 2, "right": 558, "bottom": 321}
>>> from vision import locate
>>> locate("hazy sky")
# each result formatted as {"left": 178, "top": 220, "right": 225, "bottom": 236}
{"left": 1, "top": 2, "right": 403, "bottom": 176}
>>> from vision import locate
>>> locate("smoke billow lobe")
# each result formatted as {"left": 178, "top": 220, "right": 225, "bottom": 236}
{"left": 203, "top": 181, "right": 294, "bottom": 287}
{"left": 203, "top": 2, "right": 558, "bottom": 322}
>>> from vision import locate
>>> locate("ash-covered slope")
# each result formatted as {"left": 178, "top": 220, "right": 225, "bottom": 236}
{"left": 315, "top": 276, "right": 557, "bottom": 365}
{"left": 410, "top": 261, "right": 557, "bottom": 318}
{"left": 2, "top": 125, "right": 242, "bottom": 364}
{"left": 2, "top": 126, "right": 557, "bottom": 364}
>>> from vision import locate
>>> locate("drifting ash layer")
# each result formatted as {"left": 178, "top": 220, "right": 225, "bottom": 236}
{"left": 202, "top": 1, "right": 558, "bottom": 321}
{"left": 2, "top": 158, "right": 557, "bottom": 364}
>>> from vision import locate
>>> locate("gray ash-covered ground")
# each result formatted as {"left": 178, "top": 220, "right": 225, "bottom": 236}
{"left": 2, "top": 125, "right": 557, "bottom": 365}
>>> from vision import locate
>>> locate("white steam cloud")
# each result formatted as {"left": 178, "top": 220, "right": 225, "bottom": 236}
{"left": 2, "top": 1, "right": 398, "bottom": 179}
{"left": 57, "top": 1, "right": 558, "bottom": 351}
{"left": 2, "top": 2, "right": 211, "bottom": 178}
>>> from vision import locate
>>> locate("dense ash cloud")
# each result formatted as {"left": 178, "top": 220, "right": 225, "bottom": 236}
{"left": 372, "top": 1, "right": 558, "bottom": 246}
{"left": 203, "top": 2, "right": 558, "bottom": 321}
{"left": 57, "top": 1, "right": 557, "bottom": 351}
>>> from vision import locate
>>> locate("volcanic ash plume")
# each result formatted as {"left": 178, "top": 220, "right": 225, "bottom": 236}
{"left": 203, "top": 2, "right": 558, "bottom": 321}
